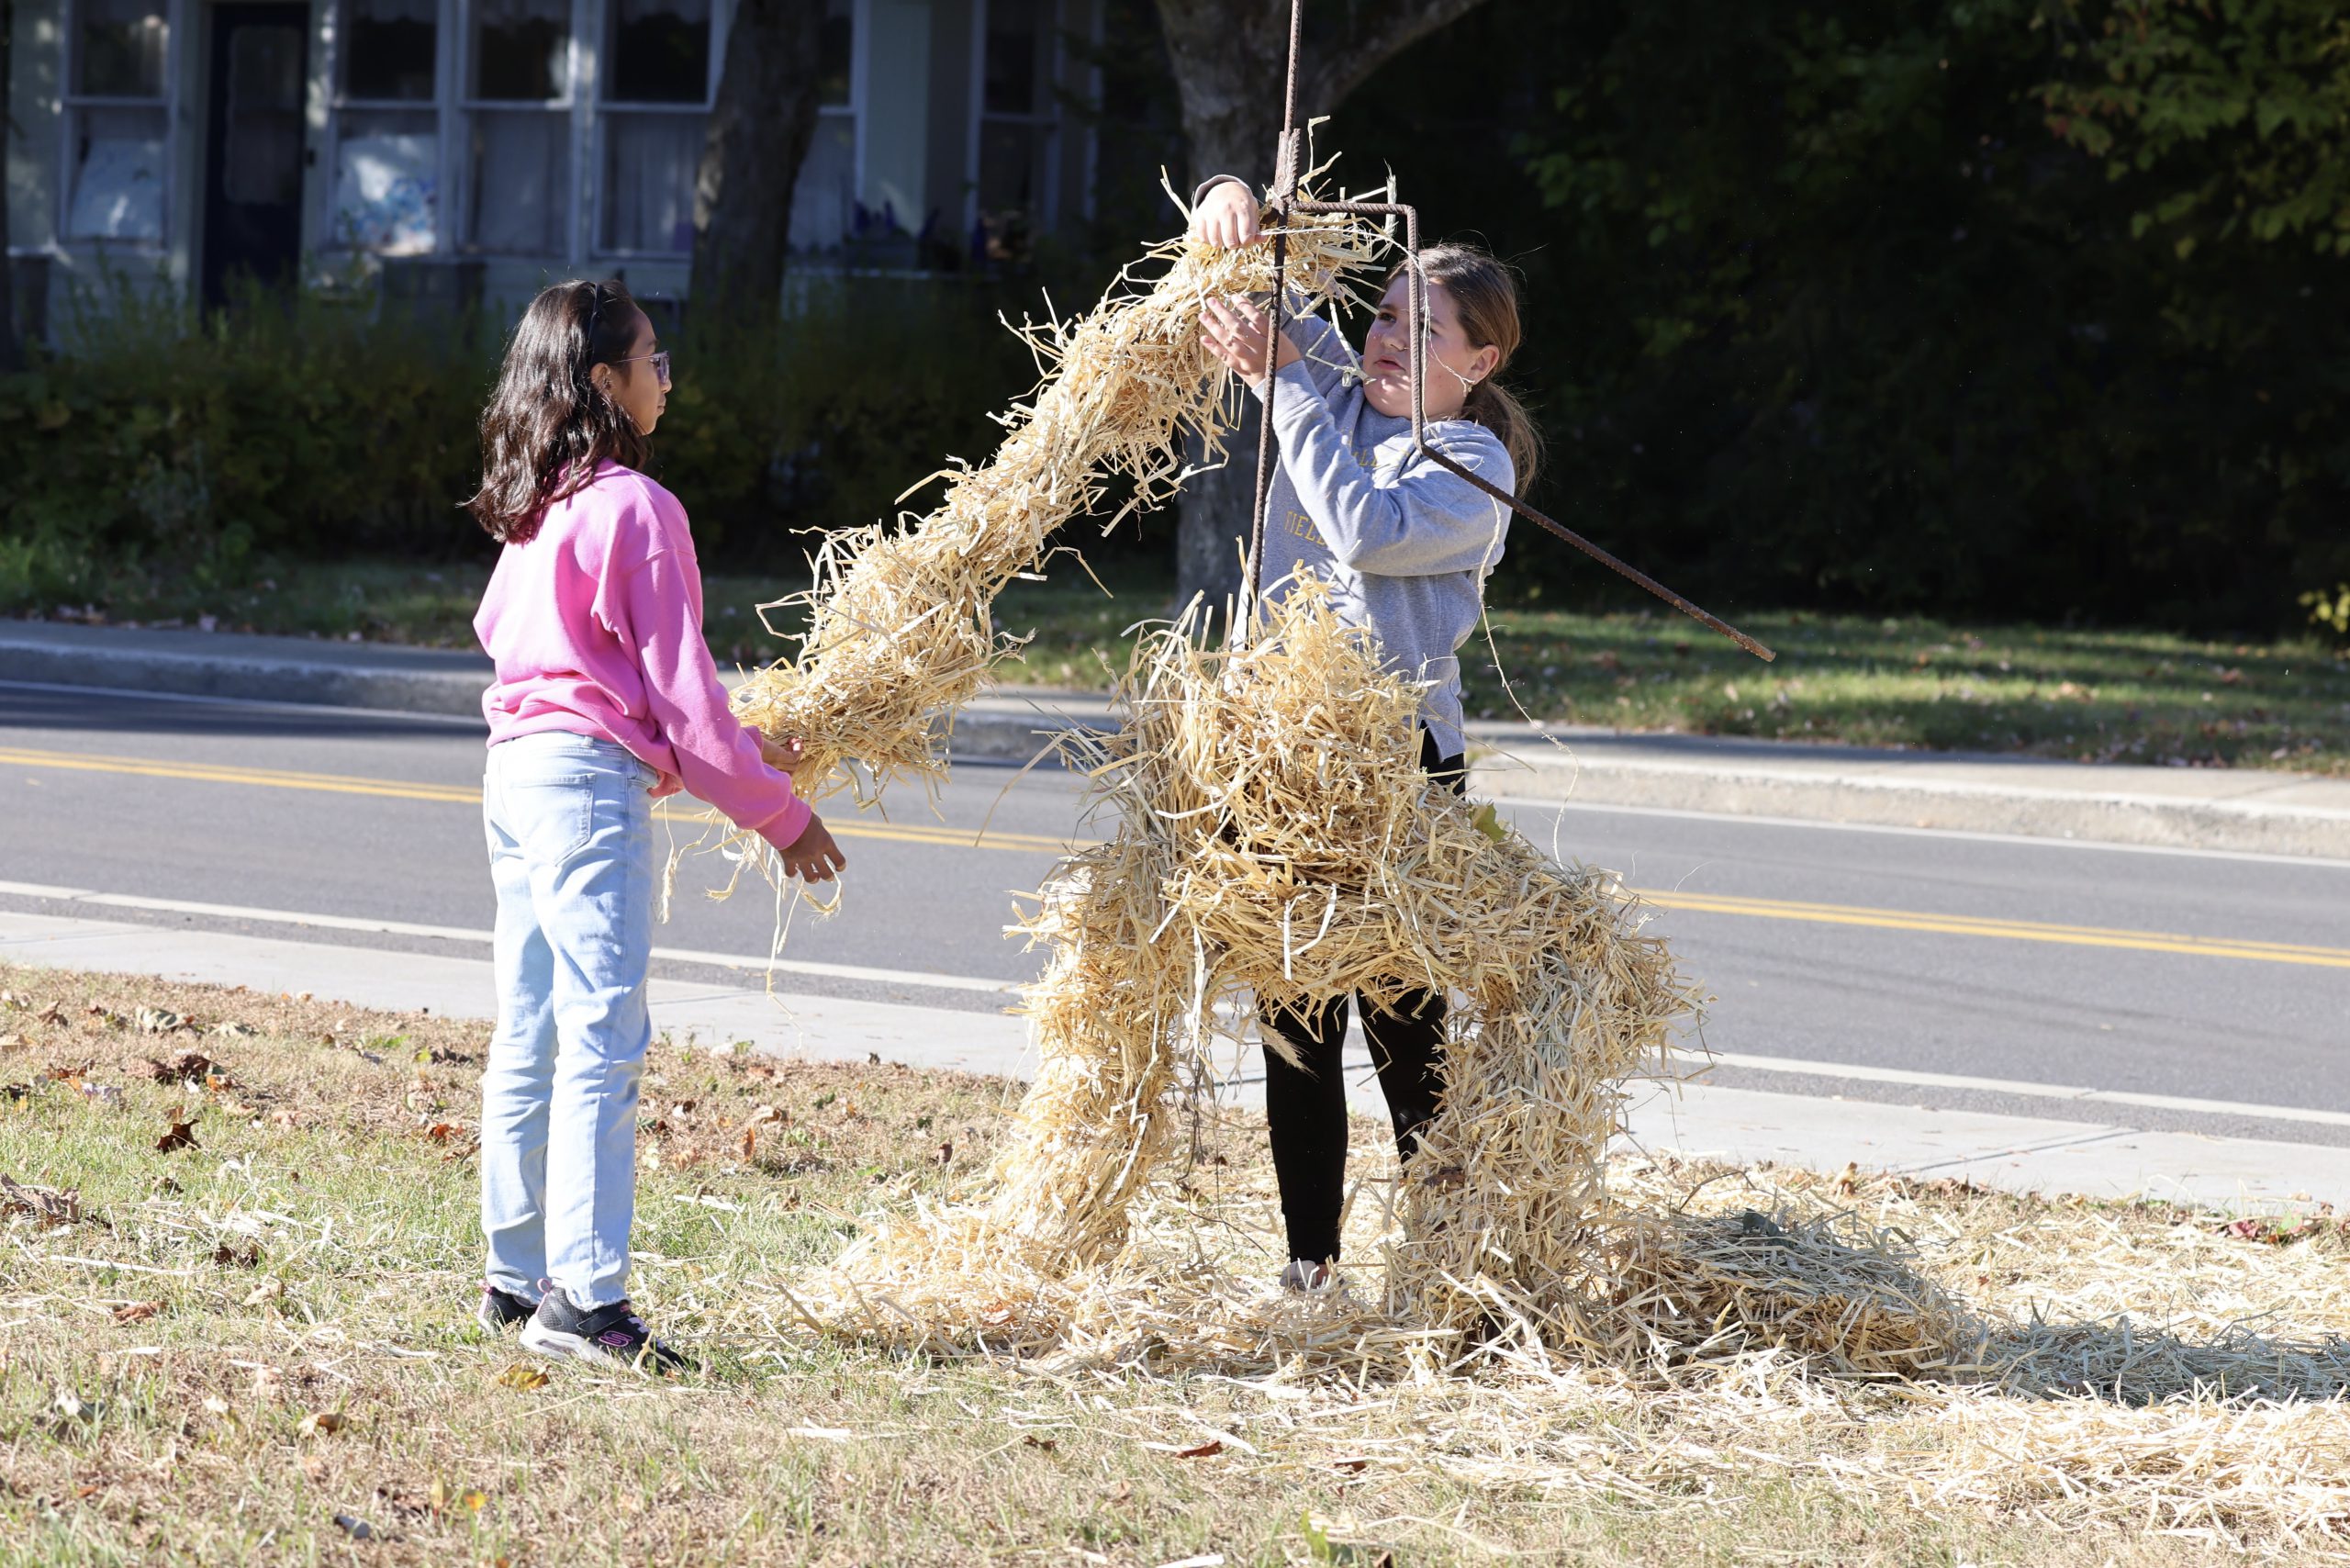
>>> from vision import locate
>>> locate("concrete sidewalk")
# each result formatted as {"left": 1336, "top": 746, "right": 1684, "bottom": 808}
{"left": 6, "top": 908, "right": 2342, "bottom": 1212}
{"left": 9, "top": 616, "right": 2350, "bottom": 856}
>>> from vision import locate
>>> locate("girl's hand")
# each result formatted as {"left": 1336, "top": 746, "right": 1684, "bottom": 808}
{"left": 757, "top": 732, "right": 806, "bottom": 778}
{"left": 1191, "top": 180, "right": 1263, "bottom": 250}
{"left": 778, "top": 813, "right": 846, "bottom": 883}
{"left": 1200, "top": 297, "right": 1301, "bottom": 386}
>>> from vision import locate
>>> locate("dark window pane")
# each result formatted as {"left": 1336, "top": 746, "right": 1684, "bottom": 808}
{"left": 68, "top": 106, "right": 167, "bottom": 241}
{"left": 608, "top": 0, "right": 710, "bottom": 104}
{"left": 345, "top": 0, "right": 438, "bottom": 101}
{"left": 475, "top": 0, "right": 569, "bottom": 100}
{"left": 76, "top": 0, "right": 168, "bottom": 97}
{"left": 979, "top": 118, "right": 1041, "bottom": 213}
{"left": 470, "top": 108, "right": 569, "bottom": 252}
{"left": 333, "top": 107, "right": 439, "bottom": 252}
{"left": 602, "top": 113, "right": 701, "bottom": 250}
{"left": 983, "top": 0, "right": 1043, "bottom": 117}
{"left": 224, "top": 26, "right": 306, "bottom": 205}
{"left": 817, "top": 0, "right": 852, "bottom": 108}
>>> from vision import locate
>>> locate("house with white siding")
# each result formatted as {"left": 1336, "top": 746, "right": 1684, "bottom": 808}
{"left": 5, "top": 0, "right": 1102, "bottom": 334}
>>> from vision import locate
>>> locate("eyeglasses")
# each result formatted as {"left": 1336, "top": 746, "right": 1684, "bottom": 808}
{"left": 610, "top": 349, "right": 672, "bottom": 386}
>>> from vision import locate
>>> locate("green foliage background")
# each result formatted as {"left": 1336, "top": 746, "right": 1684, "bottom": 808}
{"left": 1323, "top": 0, "right": 2350, "bottom": 633}
{"left": 0, "top": 275, "right": 1042, "bottom": 610}
{"left": 9, "top": 0, "right": 2350, "bottom": 636}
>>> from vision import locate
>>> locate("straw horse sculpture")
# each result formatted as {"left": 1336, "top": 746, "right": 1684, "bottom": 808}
{"left": 723, "top": 211, "right": 1711, "bottom": 1356}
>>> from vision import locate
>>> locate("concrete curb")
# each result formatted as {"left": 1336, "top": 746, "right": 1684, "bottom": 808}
{"left": 10, "top": 618, "right": 2350, "bottom": 857}
{"left": 0, "top": 622, "right": 490, "bottom": 718}
{"left": 1472, "top": 744, "right": 2350, "bottom": 858}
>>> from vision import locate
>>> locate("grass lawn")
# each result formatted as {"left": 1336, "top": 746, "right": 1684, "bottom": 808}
{"left": 35, "top": 558, "right": 2350, "bottom": 774}
{"left": 5, "top": 964, "right": 2347, "bottom": 1563}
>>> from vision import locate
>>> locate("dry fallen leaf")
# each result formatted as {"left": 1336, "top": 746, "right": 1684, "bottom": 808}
{"left": 242, "top": 1277, "right": 285, "bottom": 1307}
{"left": 153, "top": 1119, "right": 200, "bottom": 1155}
{"left": 135, "top": 1007, "right": 189, "bottom": 1035}
{"left": 111, "top": 1301, "right": 163, "bottom": 1325}
{"left": 424, "top": 1123, "right": 458, "bottom": 1144}
{"left": 299, "top": 1410, "right": 346, "bottom": 1438}
{"left": 1, "top": 1175, "right": 84, "bottom": 1227}
{"left": 1169, "top": 1439, "right": 1224, "bottom": 1460}
{"left": 299, "top": 1454, "right": 327, "bottom": 1482}
{"left": 494, "top": 1362, "right": 550, "bottom": 1392}
{"left": 202, "top": 1394, "right": 233, "bottom": 1417}
{"left": 1834, "top": 1160, "right": 1861, "bottom": 1196}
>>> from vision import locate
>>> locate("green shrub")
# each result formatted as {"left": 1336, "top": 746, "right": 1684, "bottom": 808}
{"left": 3, "top": 268, "right": 1070, "bottom": 613}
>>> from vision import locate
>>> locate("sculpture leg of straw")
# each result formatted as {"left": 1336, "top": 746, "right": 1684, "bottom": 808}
{"left": 740, "top": 207, "right": 1969, "bottom": 1376}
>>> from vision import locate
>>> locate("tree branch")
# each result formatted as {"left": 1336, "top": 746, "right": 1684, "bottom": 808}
{"left": 1303, "top": 0, "right": 1494, "bottom": 115}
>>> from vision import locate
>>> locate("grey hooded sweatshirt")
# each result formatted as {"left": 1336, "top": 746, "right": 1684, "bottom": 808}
{"left": 1247, "top": 305, "right": 1515, "bottom": 758}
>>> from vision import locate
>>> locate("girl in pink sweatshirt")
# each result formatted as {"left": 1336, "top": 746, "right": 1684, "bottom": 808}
{"left": 464, "top": 278, "right": 843, "bottom": 1373}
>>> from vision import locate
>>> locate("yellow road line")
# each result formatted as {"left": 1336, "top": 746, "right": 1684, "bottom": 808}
{"left": 1639, "top": 889, "right": 2350, "bottom": 969}
{"left": 6, "top": 743, "right": 2346, "bottom": 969}
{"left": 0, "top": 745, "right": 1078, "bottom": 855}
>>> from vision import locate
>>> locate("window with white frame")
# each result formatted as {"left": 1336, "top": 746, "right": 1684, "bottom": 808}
{"left": 464, "top": 0, "right": 574, "bottom": 254}
{"left": 331, "top": 0, "right": 443, "bottom": 253}
{"left": 976, "top": 0, "right": 1059, "bottom": 259}
{"left": 63, "top": 0, "right": 173, "bottom": 244}
{"left": 789, "top": 0, "right": 858, "bottom": 252}
{"left": 598, "top": 0, "right": 716, "bottom": 254}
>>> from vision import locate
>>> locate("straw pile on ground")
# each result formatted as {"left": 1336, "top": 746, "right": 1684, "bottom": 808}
{"left": 729, "top": 206, "right": 1376, "bottom": 805}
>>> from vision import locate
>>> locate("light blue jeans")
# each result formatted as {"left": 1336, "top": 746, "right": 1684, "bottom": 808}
{"left": 479, "top": 731, "right": 657, "bottom": 1310}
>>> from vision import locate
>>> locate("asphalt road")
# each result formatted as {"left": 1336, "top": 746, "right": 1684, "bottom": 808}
{"left": 5, "top": 682, "right": 2346, "bottom": 1143}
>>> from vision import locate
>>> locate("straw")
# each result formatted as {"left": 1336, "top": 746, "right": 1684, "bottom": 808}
{"left": 730, "top": 202, "right": 1380, "bottom": 808}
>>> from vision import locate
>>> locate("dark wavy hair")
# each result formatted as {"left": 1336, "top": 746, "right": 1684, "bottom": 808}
{"left": 1382, "top": 245, "right": 1542, "bottom": 496}
{"left": 464, "top": 278, "right": 654, "bottom": 544}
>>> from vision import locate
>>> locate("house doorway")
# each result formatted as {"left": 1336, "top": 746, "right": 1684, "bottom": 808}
{"left": 201, "top": 4, "right": 308, "bottom": 309}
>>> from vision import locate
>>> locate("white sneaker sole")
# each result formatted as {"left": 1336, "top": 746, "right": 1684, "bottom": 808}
{"left": 519, "top": 1317, "right": 682, "bottom": 1374}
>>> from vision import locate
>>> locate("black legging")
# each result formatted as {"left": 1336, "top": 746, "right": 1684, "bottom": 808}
{"left": 1259, "top": 730, "right": 1465, "bottom": 1266}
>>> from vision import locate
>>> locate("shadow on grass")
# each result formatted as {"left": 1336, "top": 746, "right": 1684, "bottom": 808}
{"left": 1628, "top": 1202, "right": 2350, "bottom": 1406}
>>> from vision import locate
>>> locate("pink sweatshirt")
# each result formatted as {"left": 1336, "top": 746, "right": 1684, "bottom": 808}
{"left": 474, "top": 460, "right": 812, "bottom": 853}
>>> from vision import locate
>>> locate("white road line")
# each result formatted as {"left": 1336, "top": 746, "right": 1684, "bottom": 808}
{"left": 4, "top": 877, "right": 2341, "bottom": 1130}
{"left": 1697, "top": 1049, "right": 2350, "bottom": 1131}
{"left": 0, "top": 880, "right": 1019, "bottom": 996}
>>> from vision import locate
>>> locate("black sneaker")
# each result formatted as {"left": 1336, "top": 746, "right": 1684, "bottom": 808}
{"left": 519, "top": 1284, "right": 692, "bottom": 1376}
{"left": 477, "top": 1284, "right": 537, "bottom": 1333}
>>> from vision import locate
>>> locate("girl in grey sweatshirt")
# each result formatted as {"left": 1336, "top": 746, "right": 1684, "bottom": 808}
{"left": 1192, "top": 175, "right": 1543, "bottom": 1287}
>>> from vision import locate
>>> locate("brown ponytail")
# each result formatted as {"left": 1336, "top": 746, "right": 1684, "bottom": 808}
{"left": 1382, "top": 244, "right": 1542, "bottom": 496}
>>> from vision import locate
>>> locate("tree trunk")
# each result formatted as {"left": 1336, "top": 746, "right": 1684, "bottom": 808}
{"left": 1156, "top": 0, "right": 1494, "bottom": 616}
{"left": 1158, "top": 1, "right": 1289, "bottom": 617}
{"left": 0, "top": 0, "right": 21, "bottom": 372}
{"left": 689, "top": 0, "right": 826, "bottom": 317}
